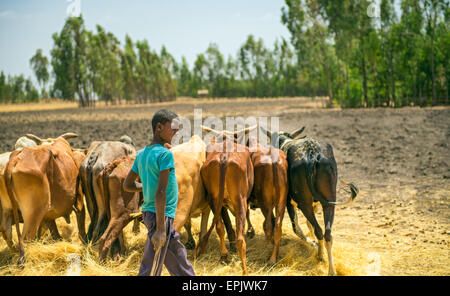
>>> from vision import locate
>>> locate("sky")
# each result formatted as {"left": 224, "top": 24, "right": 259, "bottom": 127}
{"left": 0, "top": 0, "right": 291, "bottom": 82}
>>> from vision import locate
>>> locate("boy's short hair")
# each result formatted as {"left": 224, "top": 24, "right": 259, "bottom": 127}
{"left": 152, "top": 109, "right": 179, "bottom": 133}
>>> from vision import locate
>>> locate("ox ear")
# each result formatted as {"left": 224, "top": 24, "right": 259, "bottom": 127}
{"left": 59, "top": 133, "right": 78, "bottom": 140}
{"left": 25, "top": 134, "right": 43, "bottom": 145}
{"left": 290, "top": 126, "right": 306, "bottom": 139}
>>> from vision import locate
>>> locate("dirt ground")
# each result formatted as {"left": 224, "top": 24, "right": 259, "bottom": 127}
{"left": 0, "top": 97, "right": 448, "bottom": 276}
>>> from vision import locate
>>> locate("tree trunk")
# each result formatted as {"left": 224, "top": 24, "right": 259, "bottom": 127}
{"left": 430, "top": 32, "right": 436, "bottom": 105}
{"left": 389, "top": 47, "right": 396, "bottom": 107}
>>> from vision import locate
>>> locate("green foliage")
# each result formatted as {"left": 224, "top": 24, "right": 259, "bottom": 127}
{"left": 2, "top": 1, "right": 448, "bottom": 108}
{"left": 0, "top": 72, "right": 40, "bottom": 103}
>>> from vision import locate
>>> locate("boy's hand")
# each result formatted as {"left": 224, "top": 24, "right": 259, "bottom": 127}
{"left": 152, "top": 229, "right": 166, "bottom": 251}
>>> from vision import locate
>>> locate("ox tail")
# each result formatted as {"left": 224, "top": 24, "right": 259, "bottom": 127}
{"left": 84, "top": 152, "right": 98, "bottom": 242}
{"left": 195, "top": 153, "right": 228, "bottom": 257}
{"left": 305, "top": 152, "right": 358, "bottom": 206}
{"left": 4, "top": 153, "right": 25, "bottom": 264}
{"left": 101, "top": 157, "right": 122, "bottom": 224}
{"left": 271, "top": 149, "right": 281, "bottom": 205}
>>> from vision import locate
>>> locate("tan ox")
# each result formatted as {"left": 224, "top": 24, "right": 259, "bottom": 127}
{"left": 0, "top": 136, "right": 39, "bottom": 250}
{"left": 98, "top": 135, "right": 209, "bottom": 259}
{"left": 171, "top": 135, "right": 209, "bottom": 249}
{"left": 4, "top": 133, "right": 83, "bottom": 263}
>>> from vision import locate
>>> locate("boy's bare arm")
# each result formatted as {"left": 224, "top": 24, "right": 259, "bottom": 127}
{"left": 152, "top": 168, "right": 170, "bottom": 250}
{"left": 123, "top": 170, "right": 142, "bottom": 192}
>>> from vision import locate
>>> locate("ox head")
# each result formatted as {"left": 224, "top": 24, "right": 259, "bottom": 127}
{"left": 201, "top": 125, "right": 257, "bottom": 144}
{"left": 25, "top": 133, "right": 78, "bottom": 145}
{"left": 14, "top": 136, "right": 38, "bottom": 150}
{"left": 260, "top": 125, "right": 306, "bottom": 148}
{"left": 119, "top": 135, "right": 134, "bottom": 146}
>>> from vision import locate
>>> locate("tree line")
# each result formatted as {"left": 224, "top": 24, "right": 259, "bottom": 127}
{"left": 0, "top": 0, "right": 448, "bottom": 107}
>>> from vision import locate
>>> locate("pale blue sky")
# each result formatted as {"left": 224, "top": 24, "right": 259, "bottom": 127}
{"left": 0, "top": 0, "right": 291, "bottom": 82}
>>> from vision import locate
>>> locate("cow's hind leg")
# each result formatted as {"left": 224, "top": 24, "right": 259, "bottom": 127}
{"left": 132, "top": 218, "right": 140, "bottom": 234}
{"left": 46, "top": 219, "right": 62, "bottom": 241}
{"left": 98, "top": 215, "right": 132, "bottom": 261}
{"left": 1, "top": 209, "right": 16, "bottom": 251}
{"left": 235, "top": 196, "right": 248, "bottom": 275}
{"left": 298, "top": 203, "right": 325, "bottom": 262}
{"left": 245, "top": 208, "right": 255, "bottom": 239}
{"left": 287, "top": 198, "right": 317, "bottom": 248}
{"left": 221, "top": 208, "right": 236, "bottom": 252}
{"left": 216, "top": 211, "right": 230, "bottom": 263}
{"left": 199, "top": 207, "right": 210, "bottom": 244}
{"left": 15, "top": 175, "right": 48, "bottom": 241}
{"left": 269, "top": 200, "right": 286, "bottom": 266}
{"left": 183, "top": 219, "right": 196, "bottom": 250}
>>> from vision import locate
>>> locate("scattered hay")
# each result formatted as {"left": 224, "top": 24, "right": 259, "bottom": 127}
{"left": 0, "top": 210, "right": 379, "bottom": 276}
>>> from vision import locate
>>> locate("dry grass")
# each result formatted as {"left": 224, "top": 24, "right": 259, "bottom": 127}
{"left": 0, "top": 183, "right": 448, "bottom": 276}
{"left": 0, "top": 208, "right": 376, "bottom": 276}
{"left": 0, "top": 96, "right": 327, "bottom": 114}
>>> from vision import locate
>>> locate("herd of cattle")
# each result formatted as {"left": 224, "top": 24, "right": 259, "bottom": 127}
{"left": 0, "top": 124, "right": 358, "bottom": 276}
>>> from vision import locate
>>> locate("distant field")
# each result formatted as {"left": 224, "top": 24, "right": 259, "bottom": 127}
{"left": 0, "top": 96, "right": 329, "bottom": 113}
{"left": 0, "top": 97, "right": 448, "bottom": 276}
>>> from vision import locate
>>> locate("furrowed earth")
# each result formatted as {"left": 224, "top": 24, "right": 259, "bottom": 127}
{"left": 0, "top": 97, "right": 448, "bottom": 276}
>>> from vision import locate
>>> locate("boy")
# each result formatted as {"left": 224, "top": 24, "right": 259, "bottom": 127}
{"left": 123, "top": 109, "right": 196, "bottom": 276}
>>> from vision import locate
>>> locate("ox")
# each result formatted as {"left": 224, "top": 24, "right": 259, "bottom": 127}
{"left": 79, "top": 136, "right": 136, "bottom": 243}
{"left": 4, "top": 133, "right": 84, "bottom": 263}
{"left": 195, "top": 126, "right": 255, "bottom": 275}
{"left": 0, "top": 136, "right": 39, "bottom": 250}
{"left": 246, "top": 136, "right": 289, "bottom": 265}
{"left": 261, "top": 126, "right": 358, "bottom": 276}
{"left": 171, "top": 135, "right": 209, "bottom": 250}
{"left": 99, "top": 135, "right": 210, "bottom": 259}
{"left": 97, "top": 155, "right": 141, "bottom": 260}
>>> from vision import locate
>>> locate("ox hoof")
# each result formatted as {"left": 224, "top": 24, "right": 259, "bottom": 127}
{"left": 220, "top": 255, "right": 230, "bottom": 264}
{"left": 185, "top": 239, "right": 196, "bottom": 250}
{"left": 328, "top": 270, "right": 337, "bottom": 276}
{"left": 17, "top": 256, "right": 26, "bottom": 267}
{"left": 267, "top": 259, "right": 277, "bottom": 269}
{"left": 112, "top": 254, "right": 122, "bottom": 261}
{"left": 246, "top": 229, "right": 255, "bottom": 239}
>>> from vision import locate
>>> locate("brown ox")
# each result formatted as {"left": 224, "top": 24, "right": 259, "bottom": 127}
{"left": 195, "top": 126, "right": 255, "bottom": 275}
{"left": 4, "top": 133, "right": 84, "bottom": 263}
{"left": 79, "top": 136, "right": 136, "bottom": 243}
{"left": 246, "top": 136, "right": 288, "bottom": 265}
{"left": 97, "top": 155, "right": 141, "bottom": 260}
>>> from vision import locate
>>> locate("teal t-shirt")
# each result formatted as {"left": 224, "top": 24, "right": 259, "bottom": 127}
{"left": 131, "top": 144, "right": 178, "bottom": 218}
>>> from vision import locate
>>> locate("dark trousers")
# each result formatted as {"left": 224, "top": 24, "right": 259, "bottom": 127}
{"left": 138, "top": 211, "right": 196, "bottom": 276}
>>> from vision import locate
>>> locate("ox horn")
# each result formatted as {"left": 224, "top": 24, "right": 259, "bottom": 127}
{"left": 59, "top": 133, "right": 78, "bottom": 140}
{"left": 25, "top": 134, "right": 43, "bottom": 145}
{"left": 290, "top": 126, "right": 306, "bottom": 139}
{"left": 259, "top": 126, "right": 272, "bottom": 138}
{"left": 225, "top": 124, "right": 258, "bottom": 136}
{"left": 201, "top": 125, "right": 222, "bottom": 136}
{"left": 238, "top": 124, "right": 257, "bottom": 135}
